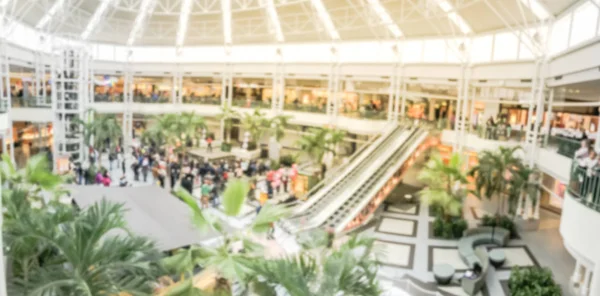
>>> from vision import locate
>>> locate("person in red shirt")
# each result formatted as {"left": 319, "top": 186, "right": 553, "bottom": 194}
{"left": 206, "top": 136, "right": 213, "bottom": 153}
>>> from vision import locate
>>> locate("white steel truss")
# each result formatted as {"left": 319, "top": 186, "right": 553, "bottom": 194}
{"left": 176, "top": 0, "right": 193, "bottom": 46}
{"left": 366, "top": 0, "right": 402, "bottom": 38}
{"left": 310, "top": 0, "right": 339, "bottom": 40}
{"left": 127, "top": 0, "right": 158, "bottom": 45}
{"left": 36, "top": 0, "right": 65, "bottom": 30}
{"left": 51, "top": 41, "right": 91, "bottom": 164}
{"left": 263, "top": 0, "right": 284, "bottom": 42}
{"left": 222, "top": 0, "right": 232, "bottom": 44}
{"left": 81, "top": 0, "right": 117, "bottom": 40}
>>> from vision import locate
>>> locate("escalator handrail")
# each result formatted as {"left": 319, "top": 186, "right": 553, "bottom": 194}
{"left": 298, "top": 127, "right": 414, "bottom": 229}
{"left": 333, "top": 128, "right": 428, "bottom": 233}
{"left": 292, "top": 122, "right": 399, "bottom": 214}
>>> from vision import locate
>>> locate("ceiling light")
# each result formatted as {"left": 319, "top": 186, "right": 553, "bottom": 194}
{"left": 518, "top": 0, "right": 550, "bottom": 20}
{"left": 81, "top": 0, "right": 117, "bottom": 40}
{"left": 222, "top": 0, "right": 232, "bottom": 44}
{"left": 127, "top": 0, "right": 157, "bottom": 46}
{"left": 176, "top": 0, "right": 193, "bottom": 47}
{"left": 264, "top": 0, "right": 284, "bottom": 42}
{"left": 36, "top": 0, "right": 65, "bottom": 29}
{"left": 366, "top": 0, "right": 403, "bottom": 38}
{"left": 310, "top": 0, "right": 340, "bottom": 40}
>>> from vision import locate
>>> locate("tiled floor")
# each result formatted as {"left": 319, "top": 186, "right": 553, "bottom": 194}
{"left": 387, "top": 204, "right": 418, "bottom": 215}
{"left": 374, "top": 240, "right": 414, "bottom": 268}
{"left": 430, "top": 247, "right": 469, "bottom": 271}
{"left": 376, "top": 217, "right": 416, "bottom": 237}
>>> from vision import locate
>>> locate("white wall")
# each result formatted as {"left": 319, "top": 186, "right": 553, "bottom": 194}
{"left": 10, "top": 108, "right": 53, "bottom": 123}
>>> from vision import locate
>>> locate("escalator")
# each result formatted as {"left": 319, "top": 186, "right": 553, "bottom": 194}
{"left": 280, "top": 124, "right": 415, "bottom": 234}
{"left": 324, "top": 128, "right": 428, "bottom": 233}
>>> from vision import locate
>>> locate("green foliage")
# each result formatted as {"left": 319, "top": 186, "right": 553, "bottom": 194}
{"left": 432, "top": 216, "right": 468, "bottom": 239}
{"left": 0, "top": 153, "right": 63, "bottom": 194}
{"left": 296, "top": 127, "right": 345, "bottom": 165}
{"left": 468, "top": 146, "right": 523, "bottom": 215}
{"left": 220, "top": 142, "right": 232, "bottom": 152}
{"left": 268, "top": 114, "right": 292, "bottom": 142}
{"left": 142, "top": 112, "right": 206, "bottom": 153}
{"left": 242, "top": 109, "right": 268, "bottom": 144}
{"left": 222, "top": 179, "right": 250, "bottom": 217}
{"left": 418, "top": 153, "right": 467, "bottom": 222}
{"left": 508, "top": 267, "right": 561, "bottom": 296}
{"left": 480, "top": 214, "right": 519, "bottom": 238}
{"left": 247, "top": 141, "right": 258, "bottom": 151}
{"left": 5, "top": 197, "right": 161, "bottom": 296}
{"left": 279, "top": 154, "right": 296, "bottom": 167}
{"left": 217, "top": 106, "right": 241, "bottom": 143}
{"left": 74, "top": 111, "right": 122, "bottom": 152}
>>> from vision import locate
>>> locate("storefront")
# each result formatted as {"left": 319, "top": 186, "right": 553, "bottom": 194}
{"left": 94, "top": 75, "right": 124, "bottom": 102}
{"left": 181, "top": 77, "right": 221, "bottom": 105}
{"left": 132, "top": 76, "right": 172, "bottom": 103}
{"left": 539, "top": 173, "right": 566, "bottom": 214}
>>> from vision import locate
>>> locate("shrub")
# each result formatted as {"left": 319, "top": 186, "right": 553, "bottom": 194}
{"left": 508, "top": 267, "right": 561, "bottom": 296}
{"left": 247, "top": 141, "right": 258, "bottom": 151}
{"left": 481, "top": 215, "right": 518, "bottom": 238}
{"left": 280, "top": 155, "right": 296, "bottom": 167}
{"left": 432, "top": 216, "right": 468, "bottom": 239}
{"left": 221, "top": 142, "right": 232, "bottom": 152}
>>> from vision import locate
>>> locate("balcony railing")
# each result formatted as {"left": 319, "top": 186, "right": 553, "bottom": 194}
{"left": 133, "top": 95, "right": 171, "bottom": 103}
{"left": 94, "top": 93, "right": 124, "bottom": 102}
{"left": 283, "top": 103, "right": 326, "bottom": 113}
{"left": 11, "top": 96, "right": 51, "bottom": 108}
{"left": 568, "top": 161, "right": 600, "bottom": 212}
{"left": 231, "top": 97, "right": 271, "bottom": 109}
{"left": 182, "top": 95, "right": 220, "bottom": 105}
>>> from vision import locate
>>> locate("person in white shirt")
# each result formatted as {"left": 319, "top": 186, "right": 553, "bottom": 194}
{"left": 574, "top": 140, "right": 591, "bottom": 197}
{"left": 575, "top": 140, "right": 590, "bottom": 167}
{"left": 583, "top": 150, "right": 599, "bottom": 201}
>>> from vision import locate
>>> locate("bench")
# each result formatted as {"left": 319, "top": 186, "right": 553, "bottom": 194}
{"left": 457, "top": 227, "right": 510, "bottom": 295}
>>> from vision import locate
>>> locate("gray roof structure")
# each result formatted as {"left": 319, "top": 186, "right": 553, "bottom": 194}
{"left": 69, "top": 185, "right": 219, "bottom": 251}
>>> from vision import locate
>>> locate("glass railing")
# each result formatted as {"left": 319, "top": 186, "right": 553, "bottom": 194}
{"left": 133, "top": 95, "right": 171, "bottom": 103}
{"left": 182, "top": 95, "right": 221, "bottom": 105}
{"left": 568, "top": 161, "right": 600, "bottom": 211}
{"left": 231, "top": 98, "right": 271, "bottom": 109}
{"left": 341, "top": 109, "right": 387, "bottom": 120}
{"left": 11, "top": 96, "right": 51, "bottom": 108}
{"left": 283, "top": 103, "right": 326, "bottom": 114}
{"left": 94, "top": 94, "right": 124, "bottom": 102}
{"left": 545, "top": 135, "right": 581, "bottom": 159}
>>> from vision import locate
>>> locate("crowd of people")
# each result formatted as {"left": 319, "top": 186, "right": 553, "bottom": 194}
{"left": 71, "top": 142, "right": 301, "bottom": 215}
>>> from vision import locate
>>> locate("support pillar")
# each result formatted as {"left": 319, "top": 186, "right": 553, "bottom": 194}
{"left": 51, "top": 41, "right": 91, "bottom": 165}
{"left": 571, "top": 261, "right": 583, "bottom": 286}
{"left": 0, "top": 30, "right": 13, "bottom": 163}
{"left": 172, "top": 70, "right": 183, "bottom": 104}
{"left": 588, "top": 263, "right": 600, "bottom": 296}
{"left": 399, "top": 78, "right": 406, "bottom": 119}
{"left": 123, "top": 65, "right": 133, "bottom": 152}
{"left": 272, "top": 48, "right": 284, "bottom": 114}
{"left": 581, "top": 268, "right": 592, "bottom": 296}
{"left": 543, "top": 88, "right": 554, "bottom": 147}
{"left": 326, "top": 46, "right": 340, "bottom": 126}
{"left": 220, "top": 46, "right": 233, "bottom": 141}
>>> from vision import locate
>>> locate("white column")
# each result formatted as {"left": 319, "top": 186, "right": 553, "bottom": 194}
{"left": 123, "top": 55, "right": 133, "bottom": 150}
{"left": 387, "top": 68, "right": 396, "bottom": 122}
{"left": 326, "top": 46, "right": 340, "bottom": 126}
{"left": 468, "top": 87, "right": 477, "bottom": 133}
{"left": 399, "top": 78, "right": 406, "bottom": 118}
{"left": 571, "top": 261, "right": 583, "bottom": 286}
{"left": 543, "top": 88, "right": 554, "bottom": 147}
{"left": 581, "top": 268, "right": 592, "bottom": 296}
{"left": 272, "top": 47, "right": 284, "bottom": 114}
{"left": 589, "top": 263, "right": 600, "bottom": 296}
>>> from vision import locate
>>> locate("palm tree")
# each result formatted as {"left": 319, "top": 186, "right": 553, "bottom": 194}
{"left": 297, "top": 128, "right": 330, "bottom": 167}
{"left": 267, "top": 114, "right": 292, "bottom": 160}
{"left": 418, "top": 153, "right": 467, "bottom": 222}
{"left": 160, "top": 180, "right": 289, "bottom": 295}
{"left": 241, "top": 108, "right": 268, "bottom": 148}
{"left": 248, "top": 233, "right": 381, "bottom": 296}
{"left": 74, "top": 111, "right": 123, "bottom": 164}
{"left": 5, "top": 199, "right": 161, "bottom": 296}
{"left": 468, "top": 146, "right": 523, "bottom": 215}
{"left": 216, "top": 106, "right": 241, "bottom": 144}
{"left": 0, "top": 153, "right": 64, "bottom": 197}
{"left": 179, "top": 111, "right": 207, "bottom": 149}
{"left": 508, "top": 164, "right": 538, "bottom": 217}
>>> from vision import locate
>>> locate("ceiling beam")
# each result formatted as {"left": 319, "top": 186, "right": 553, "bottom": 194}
{"left": 309, "top": 0, "right": 339, "bottom": 40}
{"left": 36, "top": 0, "right": 66, "bottom": 30}
{"left": 435, "top": 0, "right": 472, "bottom": 34}
{"left": 81, "top": 0, "right": 118, "bottom": 40}
{"left": 365, "top": 0, "right": 402, "bottom": 38}
{"left": 264, "top": 0, "right": 284, "bottom": 42}
{"left": 127, "top": 0, "right": 157, "bottom": 46}
{"left": 222, "top": 0, "right": 232, "bottom": 44}
{"left": 176, "top": 0, "right": 193, "bottom": 47}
